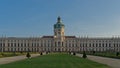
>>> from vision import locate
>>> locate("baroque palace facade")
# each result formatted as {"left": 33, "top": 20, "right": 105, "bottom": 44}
{"left": 0, "top": 17, "right": 120, "bottom": 52}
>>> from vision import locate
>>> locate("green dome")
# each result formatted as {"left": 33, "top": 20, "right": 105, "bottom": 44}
{"left": 54, "top": 16, "right": 65, "bottom": 29}
{"left": 54, "top": 23, "right": 64, "bottom": 29}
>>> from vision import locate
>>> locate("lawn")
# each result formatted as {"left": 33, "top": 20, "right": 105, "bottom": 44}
{"left": 0, "top": 53, "right": 110, "bottom": 68}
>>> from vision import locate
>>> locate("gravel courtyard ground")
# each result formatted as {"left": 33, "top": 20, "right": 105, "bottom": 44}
{"left": 76, "top": 54, "right": 120, "bottom": 68}
{"left": 0, "top": 54, "right": 40, "bottom": 65}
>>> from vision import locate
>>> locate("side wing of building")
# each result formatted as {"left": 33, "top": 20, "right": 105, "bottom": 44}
{"left": 77, "top": 37, "right": 120, "bottom": 52}
{"left": 0, "top": 37, "right": 43, "bottom": 52}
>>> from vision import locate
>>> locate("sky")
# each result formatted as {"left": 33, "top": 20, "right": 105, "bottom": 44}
{"left": 0, "top": 0, "right": 120, "bottom": 37}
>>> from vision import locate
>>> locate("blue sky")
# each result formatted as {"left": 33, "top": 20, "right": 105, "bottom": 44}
{"left": 0, "top": 0, "right": 120, "bottom": 37}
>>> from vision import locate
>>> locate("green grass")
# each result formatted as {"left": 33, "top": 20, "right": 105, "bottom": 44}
{"left": 0, "top": 53, "right": 110, "bottom": 68}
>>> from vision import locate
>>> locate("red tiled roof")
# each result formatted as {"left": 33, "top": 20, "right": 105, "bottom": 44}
{"left": 42, "top": 36, "right": 76, "bottom": 38}
{"left": 65, "top": 36, "right": 76, "bottom": 38}
{"left": 42, "top": 36, "right": 53, "bottom": 38}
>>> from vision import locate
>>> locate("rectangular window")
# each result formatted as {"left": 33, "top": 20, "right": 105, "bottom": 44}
{"left": 93, "top": 44, "right": 94, "bottom": 47}
{"left": 89, "top": 43, "right": 91, "bottom": 47}
{"left": 14, "top": 43, "right": 16, "bottom": 47}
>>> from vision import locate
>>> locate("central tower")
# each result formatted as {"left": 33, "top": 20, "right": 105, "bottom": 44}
{"left": 54, "top": 16, "right": 65, "bottom": 41}
{"left": 53, "top": 16, "right": 65, "bottom": 52}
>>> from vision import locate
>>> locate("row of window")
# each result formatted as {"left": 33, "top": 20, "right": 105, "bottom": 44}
{"left": 7, "top": 48, "right": 39, "bottom": 52}
{"left": 79, "top": 43, "right": 120, "bottom": 47}
{"left": 0, "top": 42, "right": 120, "bottom": 48}
{"left": 0, "top": 40, "right": 53, "bottom": 43}
{"left": 0, "top": 47, "right": 120, "bottom": 52}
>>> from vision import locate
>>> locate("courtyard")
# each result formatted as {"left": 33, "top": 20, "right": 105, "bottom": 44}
{"left": 0, "top": 53, "right": 110, "bottom": 68}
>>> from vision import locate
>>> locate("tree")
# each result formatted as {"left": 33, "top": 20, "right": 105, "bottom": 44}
{"left": 46, "top": 52, "right": 48, "bottom": 54}
{"left": 69, "top": 52, "right": 71, "bottom": 55}
{"left": 1, "top": 53, "right": 4, "bottom": 56}
{"left": 20, "top": 51, "right": 23, "bottom": 54}
{"left": 116, "top": 52, "right": 119, "bottom": 56}
{"left": 40, "top": 52, "right": 43, "bottom": 55}
{"left": 82, "top": 51, "right": 87, "bottom": 58}
{"left": 93, "top": 51, "right": 95, "bottom": 55}
{"left": 26, "top": 52, "right": 31, "bottom": 58}
{"left": 73, "top": 52, "right": 76, "bottom": 55}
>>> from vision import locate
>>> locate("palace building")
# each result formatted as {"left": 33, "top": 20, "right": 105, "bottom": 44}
{"left": 0, "top": 16, "right": 120, "bottom": 52}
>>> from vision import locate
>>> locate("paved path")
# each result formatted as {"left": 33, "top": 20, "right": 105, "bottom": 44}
{"left": 76, "top": 54, "right": 120, "bottom": 68}
{"left": 0, "top": 54, "right": 40, "bottom": 65}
